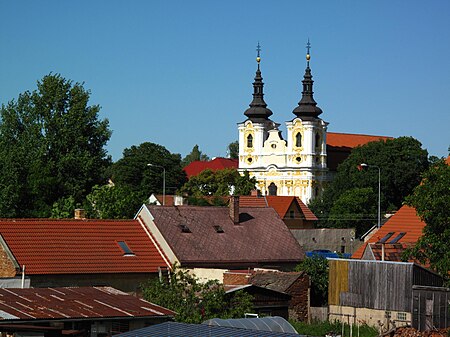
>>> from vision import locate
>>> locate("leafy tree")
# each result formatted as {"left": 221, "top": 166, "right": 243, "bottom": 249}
{"left": 404, "top": 159, "right": 450, "bottom": 285}
{"left": 227, "top": 141, "right": 239, "bottom": 159}
{"left": 109, "top": 142, "right": 187, "bottom": 199}
{"left": 0, "top": 74, "right": 111, "bottom": 217}
{"left": 310, "top": 137, "right": 428, "bottom": 233}
{"left": 179, "top": 168, "right": 256, "bottom": 198}
{"left": 142, "top": 266, "right": 253, "bottom": 323}
{"left": 85, "top": 184, "right": 144, "bottom": 219}
{"left": 296, "top": 256, "right": 329, "bottom": 306}
{"left": 181, "top": 144, "right": 209, "bottom": 167}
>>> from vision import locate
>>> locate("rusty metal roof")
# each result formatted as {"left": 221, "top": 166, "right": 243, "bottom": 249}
{"left": 0, "top": 287, "right": 175, "bottom": 321}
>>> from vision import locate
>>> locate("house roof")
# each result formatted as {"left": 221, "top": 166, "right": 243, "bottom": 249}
{"left": 145, "top": 205, "right": 304, "bottom": 267}
{"left": 238, "top": 196, "right": 318, "bottom": 221}
{"left": 352, "top": 205, "right": 426, "bottom": 260}
{"left": 184, "top": 157, "right": 238, "bottom": 178}
{"left": 366, "top": 243, "right": 409, "bottom": 262}
{"left": 0, "top": 218, "right": 169, "bottom": 274}
{"left": 0, "top": 287, "right": 174, "bottom": 321}
{"left": 326, "top": 132, "right": 392, "bottom": 148}
{"left": 250, "top": 271, "right": 305, "bottom": 293}
{"left": 152, "top": 195, "right": 176, "bottom": 206}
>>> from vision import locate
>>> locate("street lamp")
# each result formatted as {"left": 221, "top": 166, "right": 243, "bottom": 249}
{"left": 147, "top": 163, "right": 166, "bottom": 206}
{"left": 359, "top": 163, "right": 381, "bottom": 228}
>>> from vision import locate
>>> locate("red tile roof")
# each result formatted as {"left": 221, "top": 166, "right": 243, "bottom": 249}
{"left": 238, "top": 196, "right": 317, "bottom": 221}
{"left": 145, "top": 205, "right": 304, "bottom": 267}
{"left": 184, "top": 158, "right": 238, "bottom": 178}
{"left": 327, "top": 132, "right": 392, "bottom": 148}
{"left": 0, "top": 287, "right": 174, "bottom": 320}
{"left": 352, "top": 205, "right": 426, "bottom": 259}
{"left": 0, "top": 218, "right": 169, "bottom": 274}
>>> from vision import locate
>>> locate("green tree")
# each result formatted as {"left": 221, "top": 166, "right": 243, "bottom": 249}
{"left": 109, "top": 142, "right": 187, "bottom": 199}
{"left": 179, "top": 168, "right": 256, "bottom": 198}
{"left": 296, "top": 256, "right": 329, "bottom": 306}
{"left": 142, "top": 266, "right": 253, "bottom": 323}
{"left": 227, "top": 141, "right": 239, "bottom": 159}
{"left": 404, "top": 159, "right": 450, "bottom": 285}
{"left": 310, "top": 137, "right": 428, "bottom": 233}
{"left": 181, "top": 144, "right": 209, "bottom": 167}
{"left": 0, "top": 74, "right": 111, "bottom": 217}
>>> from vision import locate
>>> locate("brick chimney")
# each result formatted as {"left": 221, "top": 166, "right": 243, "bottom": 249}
{"left": 74, "top": 209, "right": 86, "bottom": 220}
{"left": 229, "top": 196, "right": 240, "bottom": 224}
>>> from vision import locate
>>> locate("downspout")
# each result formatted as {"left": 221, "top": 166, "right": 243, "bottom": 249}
{"left": 21, "top": 265, "right": 25, "bottom": 288}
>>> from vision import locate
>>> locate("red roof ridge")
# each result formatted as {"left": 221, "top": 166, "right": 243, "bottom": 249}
{"left": 327, "top": 131, "right": 392, "bottom": 138}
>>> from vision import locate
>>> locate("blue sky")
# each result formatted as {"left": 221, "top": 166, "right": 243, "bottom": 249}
{"left": 1, "top": 1, "right": 449, "bottom": 161}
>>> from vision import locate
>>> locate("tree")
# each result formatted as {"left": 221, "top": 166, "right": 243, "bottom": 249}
{"left": 108, "top": 142, "right": 187, "bottom": 199}
{"left": 404, "top": 159, "right": 450, "bottom": 285}
{"left": 227, "top": 141, "right": 239, "bottom": 159}
{"left": 309, "top": 137, "right": 429, "bottom": 233}
{"left": 142, "top": 266, "right": 253, "bottom": 323}
{"left": 296, "top": 256, "right": 329, "bottom": 306}
{"left": 179, "top": 168, "right": 256, "bottom": 198}
{"left": 181, "top": 144, "right": 209, "bottom": 167}
{"left": 0, "top": 74, "right": 111, "bottom": 217}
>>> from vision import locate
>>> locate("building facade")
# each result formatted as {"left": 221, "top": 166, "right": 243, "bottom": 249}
{"left": 238, "top": 42, "right": 328, "bottom": 204}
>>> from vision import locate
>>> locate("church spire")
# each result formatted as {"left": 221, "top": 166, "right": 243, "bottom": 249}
{"left": 292, "top": 39, "right": 323, "bottom": 118}
{"left": 244, "top": 42, "right": 273, "bottom": 122}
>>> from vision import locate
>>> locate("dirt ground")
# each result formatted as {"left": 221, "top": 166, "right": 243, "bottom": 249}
{"left": 391, "top": 327, "right": 449, "bottom": 337}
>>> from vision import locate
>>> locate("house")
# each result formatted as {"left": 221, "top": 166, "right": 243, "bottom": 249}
{"left": 328, "top": 258, "right": 448, "bottom": 331}
{"left": 291, "top": 228, "right": 360, "bottom": 255}
{"left": 224, "top": 269, "right": 310, "bottom": 321}
{"left": 0, "top": 286, "right": 175, "bottom": 337}
{"left": 239, "top": 195, "right": 317, "bottom": 229}
{"left": 148, "top": 193, "right": 186, "bottom": 206}
{"left": 184, "top": 157, "right": 238, "bottom": 178}
{"left": 352, "top": 205, "right": 426, "bottom": 262}
{"left": 0, "top": 218, "right": 170, "bottom": 293}
{"left": 116, "top": 318, "right": 300, "bottom": 337}
{"left": 136, "top": 196, "right": 305, "bottom": 282}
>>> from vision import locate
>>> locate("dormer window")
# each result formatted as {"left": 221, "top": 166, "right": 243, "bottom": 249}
{"left": 295, "top": 132, "right": 302, "bottom": 148}
{"left": 247, "top": 134, "right": 253, "bottom": 148}
{"left": 179, "top": 224, "right": 191, "bottom": 233}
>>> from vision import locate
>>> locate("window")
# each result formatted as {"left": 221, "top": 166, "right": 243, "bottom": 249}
{"left": 213, "top": 225, "right": 224, "bottom": 233}
{"left": 315, "top": 132, "right": 321, "bottom": 148}
{"left": 268, "top": 182, "right": 277, "bottom": 196}
{"left": 247, "top": 134, "right": 253, "bottom": 148}
{"left": 295, "top": 132, "right": 302, "bottom": 147}
{"left": 179, "top": 224, "right": 191, "bottom": 233}
{"left": 289, "top": 210, "right": 295, "bottom": 219}
{"left": 117, "top": 241, "right": 135, "bottom": 256}
{"left": 397, "top": 312, "right": 407, "bottom": 321}
{"left": 271, "top": 143, "right": 276, "bottom": 149}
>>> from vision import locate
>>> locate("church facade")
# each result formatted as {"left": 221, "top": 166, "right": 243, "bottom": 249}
{"left": 238, "top": 43, "right": 329, "bottom": 204}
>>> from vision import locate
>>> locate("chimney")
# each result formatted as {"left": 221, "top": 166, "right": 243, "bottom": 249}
{"left": 229, "top": 196, "right": 240, "bottom": 224}
{"left": 74, "top": 209, "right": 86, "bottom": 220}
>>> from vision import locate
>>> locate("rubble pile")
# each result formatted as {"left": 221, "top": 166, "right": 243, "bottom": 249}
{"left": 391, "top": 327, "right": 449, "bottom": 337}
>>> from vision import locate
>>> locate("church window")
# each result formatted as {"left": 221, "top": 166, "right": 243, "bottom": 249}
{"left": 247, "top": 157, "right": 253, "bottom": 164}
{"left": 295, "top": 132, "right": 302, "bottom": 148}
{"left": 247, "top": 134, "right": 253, "bottom": 148}
{"left": 315, "top": 132, "right": 321, "bottom": 149}
{"left": 296, "top": 156, "right": 301, "bottom": 163}
{"left": 268, "top": 182, "right": 277, "bottom": 196}
{"left": 271, "top": 143, "right": 276, "bottom": 149}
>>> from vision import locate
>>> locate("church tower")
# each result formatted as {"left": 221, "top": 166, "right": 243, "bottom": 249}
{"left": 238, "top": 41, "right": 328, "bottom": 204}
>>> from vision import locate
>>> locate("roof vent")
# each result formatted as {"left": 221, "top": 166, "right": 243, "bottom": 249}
{"left": 213, "top": 225, "right": 224, "bottom": 233}
{"left": 179, "top": 224, "right": 191, "bottom": 233}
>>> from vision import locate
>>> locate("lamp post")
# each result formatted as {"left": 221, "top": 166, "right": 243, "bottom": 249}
{"left": 147, "top": 163, "right": 166, "bottom": 206}
{"left": 359, "top": 163, "right": 381, "bottom": 228}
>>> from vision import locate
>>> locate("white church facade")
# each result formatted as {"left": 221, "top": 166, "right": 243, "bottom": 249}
{"left": 238, "top": 43, "right": 329, "bottom": 204}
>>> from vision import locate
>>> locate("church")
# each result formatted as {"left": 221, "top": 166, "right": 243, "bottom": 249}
{"left": 238, "top": 42, "right": 329, "bottom": 204}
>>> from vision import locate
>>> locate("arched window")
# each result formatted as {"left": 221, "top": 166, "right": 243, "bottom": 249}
{"left": 268, "top": 182, "right": 277, "bottom": 196}
{"left": 295, "top": 132, "right": 302, "bottom": 148}
{"left": 247, "top": 134, "right": 253, "bottom": 148}
{"left": 315, "top": 132, "right": 321, "bottom": 149}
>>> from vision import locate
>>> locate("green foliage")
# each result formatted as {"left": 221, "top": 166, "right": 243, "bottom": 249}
{"left": 181, "top": 144, "right": 209, "bottom": 167}
{"left": 296, "top": 256, "right": 329, "bottom": 306}
{"left": 142, "top": 266, "right": 253, "bottom": 323}
{"left": 404, "top": 159, "right": 450, "bottom": 285}
{"left": 290, "top": 320, "right": 378, "bottom": 337}
{"left": 0, "top": 74, "right": 111, "bottom": 217}
{"left": 328, "top": 188, "right": 377, "bottom": 236}
{"left": 310, "top": 137, "right": 428, "bottom": 235}
{"left": 51, "top": 196, "right": 78, "bottom": 219}
{"left": 227, "top": 141, "right": 239, "bottom": 159}
{"left": 85, "top": 184, "right": 144, "bottom": 219}
{"left": 179, "top": 168, "right": 256, "bottom": 197}
{"left": 109, "top": 142, "right": 187, "bottom": 198}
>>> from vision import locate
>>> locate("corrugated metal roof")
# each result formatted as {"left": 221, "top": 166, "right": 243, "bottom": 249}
{"left": 352, "top": 205, "right": 426, "bottom": 260}
{"left": 0, "top": 287, "right": 175, "bottom": 321}
{"left": 116, "top": 321, "right": 302, "bottom": 337}
{"left": 0, "top": 218, "right": 169, "bottom": 274}
{"left": 203, "top": 316, "right": 298, "bottom": 334}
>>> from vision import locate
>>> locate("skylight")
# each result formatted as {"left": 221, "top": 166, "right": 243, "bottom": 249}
{"left": 213, "top": 225, "right": 224, "bottom": 233}
{"left": 117, "top": 241, "right": 135, "bottom": 256}
{"left": 179, "top": 224, "right": 191, "bottom": 233}
{"left": 389, "top": 232, "right": 406, "bottom": 244}
{"left": 378, "top": 232, "right": 394, "bottom": 244}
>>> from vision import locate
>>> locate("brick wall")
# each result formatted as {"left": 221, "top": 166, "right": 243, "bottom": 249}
{"left": 0, "top": 245, "right": 18, "bottom": 277}
{"left": 287, "top": 273, "right": 310, "bottom": 322}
